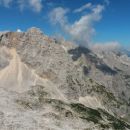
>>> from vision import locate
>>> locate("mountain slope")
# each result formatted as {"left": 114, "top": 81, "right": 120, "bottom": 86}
{"left": 0, "top": 27, "right": 130, "bottom": 130}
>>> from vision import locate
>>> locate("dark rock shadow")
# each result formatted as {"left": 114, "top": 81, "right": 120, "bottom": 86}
{"left": 68, "top": 46, "right": 117, "bottom": 75}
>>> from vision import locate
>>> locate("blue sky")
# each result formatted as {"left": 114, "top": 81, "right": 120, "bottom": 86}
{"left": 0, "top": 0, "right": 130, "bottom": 47}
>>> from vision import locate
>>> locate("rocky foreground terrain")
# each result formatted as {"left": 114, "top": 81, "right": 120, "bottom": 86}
{"left": 0, "top": 27, "right": 130, "bottom": 130}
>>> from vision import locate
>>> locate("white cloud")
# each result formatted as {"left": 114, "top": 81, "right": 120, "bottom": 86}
{"left": 69, "top": 5, "right": 104, "bottom": 45}
{"left": 0, "top": 0, "right": 43, "bottom": 12}
{"left": 49, "top": 4, "right": 104, "bottom": 46}
{"left": 73, "top": 3, "right": 92, "bottom": 13}
{"left": 18, "top": 0, "right": 43, "bottom": 12}
{"left": 18, "top": 0, "right": 25, "bottom": 11}
{"left": 0, "top": 0, "right": 12, "bottom": 7}
{"left": 49, "top": 7, "right": 69, "bottom": 26}
{"left": 91, "top": 41, "right": 121, "bottom": 52}
{"left": 104, "top": 0, "right": 110, "bottom": 6}
{"left": 29, "top": 0, "right": 42, "bottom": 12}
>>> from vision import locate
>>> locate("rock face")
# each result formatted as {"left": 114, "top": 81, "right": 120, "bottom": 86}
{"left": 0, "top": 27, "right": 130, "bottom": 130}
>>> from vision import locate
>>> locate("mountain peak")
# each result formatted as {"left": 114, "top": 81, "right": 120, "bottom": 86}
{"left": 27, "top": 27, "right": 43, "bottom": 35}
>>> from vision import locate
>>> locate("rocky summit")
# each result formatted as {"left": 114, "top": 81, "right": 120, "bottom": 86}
{"left": 0, "top": 27, "right": 130, "bottom": 130}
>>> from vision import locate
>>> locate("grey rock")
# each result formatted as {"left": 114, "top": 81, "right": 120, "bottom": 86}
{"left": 0, "top": 27, "right": 130, "bottom": 130}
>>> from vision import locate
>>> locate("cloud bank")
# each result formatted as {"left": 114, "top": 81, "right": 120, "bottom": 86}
{"left": 49, "top": 3, "right": 105, "bottom": 46}
{"left": 49, "top": 0, "right": 121, "bottom": 52}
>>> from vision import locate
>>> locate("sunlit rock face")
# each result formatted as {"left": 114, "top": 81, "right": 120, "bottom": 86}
{"left": 0, "top": 28, "right": 130, "bottom": 130}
